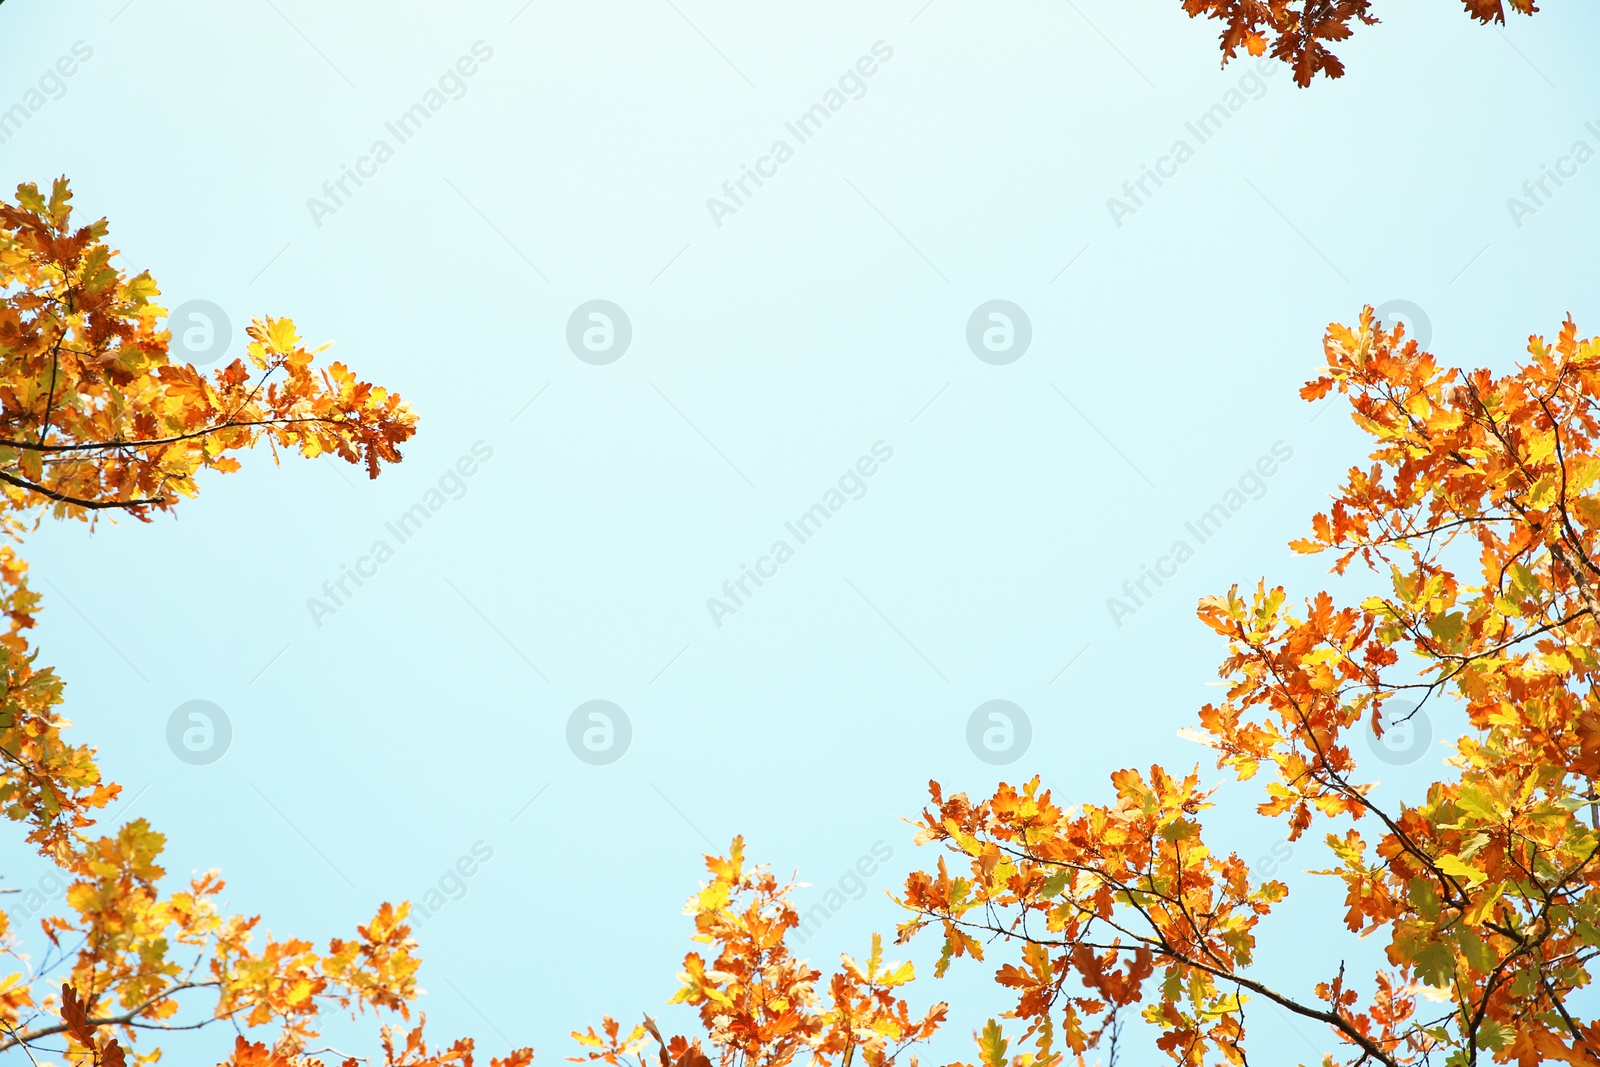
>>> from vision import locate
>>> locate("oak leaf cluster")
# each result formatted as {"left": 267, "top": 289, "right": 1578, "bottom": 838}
{"left": 1177, "top": 1, "right": 1540, "bottom": 85}
{"left": 0, "top": 179, "right": 527, "bottom": 1067}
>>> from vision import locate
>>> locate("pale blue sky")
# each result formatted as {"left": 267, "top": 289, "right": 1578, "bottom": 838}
{"left": 2, "top": 0, "right": 1599, "bottom": 1062}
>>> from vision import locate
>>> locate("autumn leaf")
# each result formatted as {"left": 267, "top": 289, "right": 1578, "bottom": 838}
{"left": 977, "top": 1019, "right": 1008, "bottom": 1067}
{"left": 1176, "top": 0, "right": 1537, "bottom": 85}
{"left": 0, "top": 180, "right": 525, "bottom": 1067}
{"left": 894, "top": 307, "right": 1600, "bottom": 1067}
{"left": 580, "top": 843, "right": 945, "bottom": 1067}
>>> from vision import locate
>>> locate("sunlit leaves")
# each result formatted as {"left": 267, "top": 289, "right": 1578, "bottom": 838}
{"left": 894, "top": 308, "right": 1600, "bottom": 1066}
{"left": 0, "top": 177, "right": 416, "bottom": 522}
{"left": 0, "top": 180, "right": 527, "bottom": 1067}
{"left": 576, "top": 841, "right": 946, "bottom": 1067}
{"left": 1177, "top": 1, "right": 1537, "bottom": 86}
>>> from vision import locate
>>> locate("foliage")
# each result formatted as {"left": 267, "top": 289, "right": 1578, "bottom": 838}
{"left": 1, "top": 6, "right": 1590, "bottom": 1059}
{"left": 894, "top": 308, "right": 1600, "bottom": 1065}
{"left": 0, "top": 178, "right": 526, "bottom": 1066}
{"left": 1177, "top": 1, "right": 1540, "bottom": 85}
{"left": 573, "top": 838, "right": 947, "bottom": 1067}
{"left": 0, "top": 178, "right": 414, "bottom": 522}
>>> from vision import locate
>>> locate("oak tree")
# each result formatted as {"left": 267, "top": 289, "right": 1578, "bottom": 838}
{"left": 574, "top": 838, "right": 948, "bottom": 1067}
{"left": 0, "top": 178, "right": 527, "bottom": 1067}
{"left": 1178, "top": 1, "right": 1541, "bottom": 85}
{"left": 895, "top": 308, "right": 1600, "bottom": 1065}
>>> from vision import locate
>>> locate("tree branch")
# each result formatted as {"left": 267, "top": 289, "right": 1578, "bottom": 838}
{"left": 0, "top": 980, "right": 223, "bottom": 1052}
{"left": 0, "top": 467, "right": 168, "bottom": 511}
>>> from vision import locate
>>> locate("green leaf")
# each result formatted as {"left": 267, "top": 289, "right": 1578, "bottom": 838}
{"left": 1408, "top": 877, "right": 1442, "bottom": 921}
{"left": 1455, "top": 785, "right": 1498, "bottom": 822}
{"left": 1427, "top": 610, "right": 1467, "bottom": 647}
{"left": 1159, "top": 817, "right": 1201, "bottom": 843}
{"left": 1476, "top": 1019, "right": 1512, "bottom": 1053}
{"left": 1457, "top": 926, "right": 1495, "bottom": 972}
{"left": 1436, "top": 853, "right": 1487, "bottom": 887}
{"left": 1411, "top": 938, "right": 1455, "bottom": 987}
{"left": 978, "top": 1020, "right": 1008, "bottom": 1067}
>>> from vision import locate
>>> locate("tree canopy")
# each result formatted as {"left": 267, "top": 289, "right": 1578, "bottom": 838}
{"left": 585, "top": 310, "right": 1600, "bottom": 1067}
{"left": 0, "top": 179, "right": 533, "bottom": 1067}
{"left": 1180, "top": 0, "right": 1541, "bottom": 85}
{"left": 0, "top": 4, "right": 1585, "bottom": 1064}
